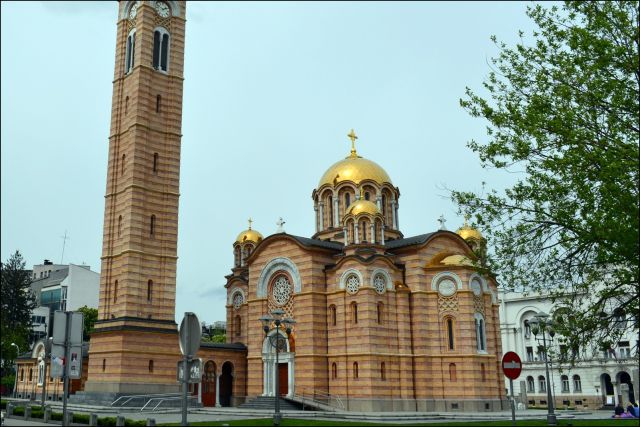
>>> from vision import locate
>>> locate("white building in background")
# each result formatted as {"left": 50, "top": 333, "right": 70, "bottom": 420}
{"left": 499, "top": 290, "right": 639, "bottom": 410}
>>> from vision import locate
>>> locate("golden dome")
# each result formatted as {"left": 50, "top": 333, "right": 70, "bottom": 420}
{"left": 345, "top": 199, "right": 381, "bottom": 216}
{"left": 456, "top": 217, "right": 483, "bottom": 241}
{"left": 235, "top": 218, "right": 263, "bottom": 244}
{"left": 440, "top": 254, "right": 475, "bottom": 266}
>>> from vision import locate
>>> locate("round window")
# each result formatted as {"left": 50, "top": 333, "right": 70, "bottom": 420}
{"left": 232, "top": 292, "right": 244, "bottom": 310}
{"left": 271, "top": 275, "right": 292, "bottom": 306}
{"left": 373, "top": 273, "right": 386, "bottom": 294}
{"left": 345, "top": 274, "right": 360, "bottom": 295}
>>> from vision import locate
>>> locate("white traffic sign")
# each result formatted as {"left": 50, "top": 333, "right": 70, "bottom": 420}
{"left": 177, "top": 358, "right": 203, "bottom": 383}
{"left": 179, "top": 312, "right": 201, "bottom": 357}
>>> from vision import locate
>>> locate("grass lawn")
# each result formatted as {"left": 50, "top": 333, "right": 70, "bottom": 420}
{"left": 161, "top": 418, "right": 640, "bottom": 426}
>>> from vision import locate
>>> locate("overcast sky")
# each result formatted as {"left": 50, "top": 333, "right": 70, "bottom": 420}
{"left": 2, "top": 1, "right": 541, "bottom": 325}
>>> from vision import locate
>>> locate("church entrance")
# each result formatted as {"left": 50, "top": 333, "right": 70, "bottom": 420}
{"left": 262, "top": 331, "right": 295, "bottom": 397}
{"left": 278, "top": 363, "right": 288, "bottom": 396}
{"left": 202, "top": 361, "right": 216, "bottom": 407}
{"left": 219, "top": 362, "right": 233, "bottom": 407}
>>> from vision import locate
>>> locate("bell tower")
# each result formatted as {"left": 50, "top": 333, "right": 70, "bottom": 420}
{"left": 84, "top": 0, "right": 186, "bottom": 396}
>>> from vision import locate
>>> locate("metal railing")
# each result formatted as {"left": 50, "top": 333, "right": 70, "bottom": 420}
{"left": 141, "top": 395, "right": 198, "bottom": 412}
{"left": 293, "top": 387, "right": 344, "bottom": 411}
{"left": 111, "top": 393, "right": 182, "bottom": 408}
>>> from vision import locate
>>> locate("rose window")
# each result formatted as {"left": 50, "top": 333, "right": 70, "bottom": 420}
{"left": 345, "top": 274, "right": 360, "bottom": 295}
{"left": 232, "top": 292, "right": 243, "bottom": 310}
{"left": 271, "top": 275, "right": 292, "bottom": 306}
{"left": 373, "top": 274, "right": 386, "bottom": 294}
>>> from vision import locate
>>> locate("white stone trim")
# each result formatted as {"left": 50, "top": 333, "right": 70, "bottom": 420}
{"left": 339, "top": 268, "right": 364, "bottom": 290}
{"left": 370, "top": 268, "right": 393, "bottom": 291}
{"left": 431, "top": 271, "right": 462, "bottom": 292}
{"left": 227, "top": 287, "right": 246, "bottom": 306}
{"left": 257, "top": 257, "right": 301, "bottom": 297}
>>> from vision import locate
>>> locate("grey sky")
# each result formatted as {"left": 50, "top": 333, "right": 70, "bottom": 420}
{"left": 2, "top": 1, "right": 539, "bottom": 324}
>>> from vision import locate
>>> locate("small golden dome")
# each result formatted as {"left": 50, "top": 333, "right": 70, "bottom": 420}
{"left": 235, "top": 218, "right": 263, "bottom": 244}
{"left": 456, "top": 217, "right": 483, "bottom": 241}
{"left": 440, "top": 254, "right": 475, "bottom": 266}
{"left": 345, "top": 199, "right": 381, "bottom": 216}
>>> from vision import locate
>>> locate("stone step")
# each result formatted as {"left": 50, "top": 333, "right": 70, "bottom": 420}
{"left": 239, "top": 396, "right": 303, "bottom": 411}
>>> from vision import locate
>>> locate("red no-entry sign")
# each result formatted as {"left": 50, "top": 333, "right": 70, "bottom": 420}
{"left": 502, "top": 351, "right": 522, "bottom": 380}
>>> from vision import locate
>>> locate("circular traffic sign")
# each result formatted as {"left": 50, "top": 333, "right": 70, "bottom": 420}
{"left": 179, "top": 312, "right": 201, "bottom": 357}
{"left": 502, "top": 351, "right": 522, "bottom": 380}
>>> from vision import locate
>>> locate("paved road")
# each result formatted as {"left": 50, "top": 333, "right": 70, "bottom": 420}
{"left": 4, "top": 418, "right": 51, "bottom": 426}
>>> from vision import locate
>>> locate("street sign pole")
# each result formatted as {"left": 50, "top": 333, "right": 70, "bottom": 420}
{"left": 181, "top": 324, "right": 189, "bottom": 427}
{"left": 502, "top": 351, "right": 522, "bottom": 427}
{"left": 62, "top": 312, "right": 71, "bottom": 427}
{"left": 179, "top": 312, "right": 200, "bottom": 427}
{"left": 509, "top": 378, "right": 515, "bottom": 427}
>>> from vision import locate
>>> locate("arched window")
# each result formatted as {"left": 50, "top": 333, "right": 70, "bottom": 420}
{"left": 524, "top": 319, "right": 531, "bottom": 338}
{"left": 118, "top": 215, "right": 122, "bottom": 237}
{"left": 475, "top": 314, "right": 486, "bottom": 351}
{"left": 331, "top": 362, "right": 337, "bottom": 379}
{"left": 360, "top": 219, "right": 368, "bottom": 242}
{"left": 153, "top": 28, "right": 170, "bottom": 72}
{"left": 382, "top": 194, "right": 387, "bottom": 216}
{"left": 147, "top": 280, "right": 153, "bottom": 301}
{"left": 561, "top": 375, "right": 569, "bottom": 392}
{"left": 449, "top": 363, "right": 457, "bottom": 381}
{"left": 538, "top": 375, "right": 547, "bottom": 392}
{"left": 125, "top": 95, "right": 129, "bottom": 113}
{"left": 380, "top": 362, "right": 386, "bottom": 380}
{"left": 156, "top": 95, "right": 161, "bottom": 113}
{"left": 446, "top": 318, "right": 455, "bottom": 350}
{"left": 526, "top": 376, "right": 535, "bottom": 392}
{"left": 329, "top": 305, "right": 336, "bottom": 326}
{"left": 353, "top": 362, "right": 358, "bottom": 379}
{"left": 235, "top": 315, "right": 241, "bottom": 337}
{"left": 102, "top": 359, "right": 106, "bottom": 372}
{"left": 153, "top": 153, "right": 158, "bottom": 173}
{"left": 351, "top": 302, "right": 358, "bottom": 324}
{"left": 121, "top": 153, "right": 126, "bottom": 176}
{"left": 29, "top": 368, "right": 33, "bottom": 382}
{"left": 573, "top": 375, "right": 582, "bottom": 392}
{"left": 327, "top": 195, "right": 333, "bottom": 227}
{"left": 150, "top": 215, "right": 156, "bottom": 236}
{"left": 20, "top": 369, "right": 24, "bottom": 381}
{"left": 114, "top": 280, "right": 118, "bottom": 302}
{"left": 345, "top": 192, "right": 351, "bottom": 208}
{"left": 125, "top": 29, "right": 136, "bottom": 74}
{"left": 234, "top": 246, "right": 241, "bottom": 267}
{"left": 481, "top": 363, "right": 486, "bottom": 381}
{"left": 148, "top": 360, "right": 154, "bottom": 373}
{"left": 377, "top": 302, "right": 383, "bottom": 324}
{"left": 364, "top": 191, "right": 370, "bottom": 201}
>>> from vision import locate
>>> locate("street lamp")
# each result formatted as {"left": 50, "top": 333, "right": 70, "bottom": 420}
{"left": 529, "top": 312, "right": 557, "bottom": 426}
{"left": 260, "top": 309, "right": 295, "bottom": 427}
{"left": 10, "top": 343, "right": 19, "bottom": 398}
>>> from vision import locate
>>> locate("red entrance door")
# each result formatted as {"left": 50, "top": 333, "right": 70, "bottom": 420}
{"left": 278, "top": 363, "right": 288, "bottom": 396}
{"left": 202, "top": 361, "right": 216, "bottom": 407}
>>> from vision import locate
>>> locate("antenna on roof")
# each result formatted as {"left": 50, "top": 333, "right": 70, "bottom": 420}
{"left": 60, "top": 230, "right": 70, "bottom": 264}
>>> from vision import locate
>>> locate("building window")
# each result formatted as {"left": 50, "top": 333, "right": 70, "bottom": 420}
{"left": 526, "top": 376, "right": 535, "bottom": 393}
{"left": 156, "top": 95, "right": 161, "bottom": 113}
{"left": 537, "top": 345, "right": 546, "bottom": 361}
{"left": 377, "top": 302, "right": 383, "bottom": 324}
{"left": 481, "top": 363, "right": 486, "bottom": 381}
{"left": 381, "top": 194, "right": 387, "bottom": 216}
{"left": 153, "top": 153, "right": 159, "bottom": 173}
{"left": 538, "top": 375, "right": 547, "bottom": 393}
{"left": 524, "top": 319, "right": 531, "bottom": 338}
{"left": 329, "top": 305, "right": 336, "bottom": 326}
{"left": 114, "top": 280, "right": 118, "bottom": 302}
{"left": 364, "top": 191, "right": 370, "bottom": 201}
{"left": 446, "top": 318, "right": 455, "bottom": 350}
{"left": 353, "top": 362, "right": 358, "bottom": 379}
{"left": 380, "top": 362, "right": 386, "bottom": 380}
{"left": 475, "top": 314, "right": 486, "bottom": 351}
{"left": 102, "top": 359, "right": 106, "bottom": 372}
{"left": 618, "top": 341, "right": 631, "bottom": 358}
{"left": 125, "top": 95, "right": 129, "bottom": 113}
{"left": 449, "top": 363, "right": 457, "bottom": 381}
{"left": 526, "top": 346, "right": 534, "bottom": 362}
{"left": 20, "top": 369, "right": 24, "bottom": 382}
{"left": 125, "top": 29, "right": 136, "bottom": 74}
{"left": 331, "top": 363, "right": 337, "bottom": 379}
{"left": 148, "top": 360, "right": 154, "bottom": 373}
{"left": 147, "top": 280, "right": 153, "bottom": 301}
{"left": 150, "top": 215, "right": 156, "bottom": 236}
{"left": 121, "top": 153, "right": 126, "bottom": 176}
{"left": 345, "top": 192, "right": 350, "bottom": 208}
{"left": 573, "top": 375, "right": 582, "bottom": 392}
{"left": 351, "top": 301, "right": 358, "bottom": 324}
{"left": 118, "top": 215, "right": 123, "bottom": 237}
{"left": 327, "top": 195, "right": 333, "bottom": 227}
{"left": 235, "top": 315, "right": 241, "bottom": 337}
{"left": 561, "top": 375, "right": 569, "bottom": 393}
{"left": 152, "top": 28, "right": 170, "bottom": 72}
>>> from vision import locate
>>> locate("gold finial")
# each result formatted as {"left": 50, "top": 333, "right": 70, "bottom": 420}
{"left": 359, "top": 187, "right": 364, "bottom": 199}
{"left": 248, "top": 217, "right": 253, "bottom": 230}
{"left": 347, "top": 129, "right": 358, "bottom": 157}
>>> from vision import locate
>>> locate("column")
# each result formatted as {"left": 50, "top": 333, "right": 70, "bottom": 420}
{"left": 376, "top": 195, "right": 382, "bottom": 210}
{"left": 370, "top": 223, "right": 375, "bottom": 244}
{"left": 263, "top": 361, "right": 268, "bottom": 396}
{"left": 215, "top": 374, "right": 221, "bottom": 407}
{"left": 395, "top": 202, "right": 399, "bottom": 229}
{"left": 319, "top": 202, "right": 324, "bottom": 232}
{"left": 391, "top": 200, "right": 397, "bottom": 229}
{"left": 354, "top": 223, "right": 360, "bottom": 244}
{"left": 288, "top": 359, "right": 295, "bottom": 397}
{"left": 343, "top": 226, "right": 348, "bottom": 245}
{"left": 333, "top": 196, "right": 339, "bottom": 227}
{"left": 198, "top": 379, "right": 202, "bottom": 404}
{"left": 381, "top": 225, "right": 385, "bottom": 245}
{"left": 314, "top": 205, "right": 319, "bottom": 233}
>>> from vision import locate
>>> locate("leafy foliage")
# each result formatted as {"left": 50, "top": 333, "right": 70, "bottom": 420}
{"left": 77, "top": 305, "right": 98, "bottom": 340}
{"left": 0, "top": 251, "right": 36, "bottom": 369}
{"left": 453, "top": 1, "right": 639, "bottom": 361}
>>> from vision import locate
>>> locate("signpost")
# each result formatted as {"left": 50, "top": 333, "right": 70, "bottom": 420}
{"left": 502, "top": 351, "right": 522, "bottom": 427}
{"left": 177, "top": 358, "right": 203, "bottom": 383}
{"left": 178, "top": 312, "right": 201, "bottom": 427}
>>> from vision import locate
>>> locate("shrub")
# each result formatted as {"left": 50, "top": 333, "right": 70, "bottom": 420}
{"left": 0, "top": 400, "right": 7, "bottom": 409}
{"left": 13, "top": 406, "right": 24, "bottom": 416}
{"left": 74, "top": 413, "right": 91, "bottom": 424}
{"left": 52, "top": 411, "right": 63, "bottom": 421}
{"left": 30, "top": 407, "right": 44, "bottom": 418}
{"left": 124, "top": 419, "right": 147, "bottom": 427}
{"left": 97, "top": 416, "right": 117, "bottom": 427}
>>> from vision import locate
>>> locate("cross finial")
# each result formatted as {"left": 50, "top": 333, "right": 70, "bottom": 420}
{"left": 347, "top": 129, "right": 358, "bottom": 157}
{"left": 438, "top": 215, "right": 447, "bottom": 230}
{"left": 248, "top": 217, "right": 253, "bottom": 230}
{"left": 276, "top": 217, "right": 286, "bottom": 233}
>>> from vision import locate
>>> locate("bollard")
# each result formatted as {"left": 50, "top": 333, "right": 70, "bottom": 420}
{"left": 24, "top": 405, "right": 32, "bottom": 420}
{"left": 116, "top": 415, "right": 125, "bottom": 427}
{"left": 6, "top": 403, "right": 13, "bottom": 416}
{"left": 44, "top": 406, "right": 52, "bottom": 423}
{"left": 90, "top": 413, "right": 98, "bottom": 426}
{"left": 146, "top": 418, "right": 156, "bottom": 426}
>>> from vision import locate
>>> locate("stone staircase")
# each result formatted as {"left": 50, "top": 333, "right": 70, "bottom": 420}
{"left": 238, "top": 396, "right": 304, "bottom": 411}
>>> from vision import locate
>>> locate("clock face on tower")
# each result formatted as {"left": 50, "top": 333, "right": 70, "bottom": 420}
{"left": 154, "top": 1, "right": 171, "bottom": 18}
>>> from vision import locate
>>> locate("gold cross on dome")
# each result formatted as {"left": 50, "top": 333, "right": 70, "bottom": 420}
{"left": 248, "top": 217, "right": 253, "bottom": 230}
{"left": 347, "top": 129, "right": 358, "bottom": 156}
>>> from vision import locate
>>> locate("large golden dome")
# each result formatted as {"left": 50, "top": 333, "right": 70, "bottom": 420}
{"left": 345, "top": 199, "right": 381, "bottom": 216}
{"left": 235, "top": 219, "right": 263, "bottom": 244}
{"left": 456, "top": 217, "right": 483, "bottom": 241}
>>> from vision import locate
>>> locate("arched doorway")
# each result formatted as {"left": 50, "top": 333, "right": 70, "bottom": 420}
{"left": 220, "top": 362, "right": 233, "bottom": 407}
{"left": 617, "top": 371, "right": 635, "bottom": 405}
{"left": 201, "top": 361, "right": 217, "bottom": 407}
{"left": 262, "top": 330, "right": 294, "bottom": 397}
{"left": 601, "top": 373, "right": 615, "bottom": 405}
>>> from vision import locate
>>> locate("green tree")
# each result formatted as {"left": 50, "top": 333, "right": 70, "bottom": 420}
{"left": 77, "top": 305, "right": 98, "bottom": 341}
{"left": 1, "top": 251, "right": 36, "bottom": 369}
{"left": 453, "top": 1, "right": 639, "bottom": 361}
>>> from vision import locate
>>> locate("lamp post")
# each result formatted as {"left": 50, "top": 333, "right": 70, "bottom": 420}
{"left": 260, "top": 309, "right": 295, "bottom": 427}
{"left": 10, "top": 343, "right": 19, "bottom": 398}
{"left": 529, "top": 312, "right": 557, "bottom": 426}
